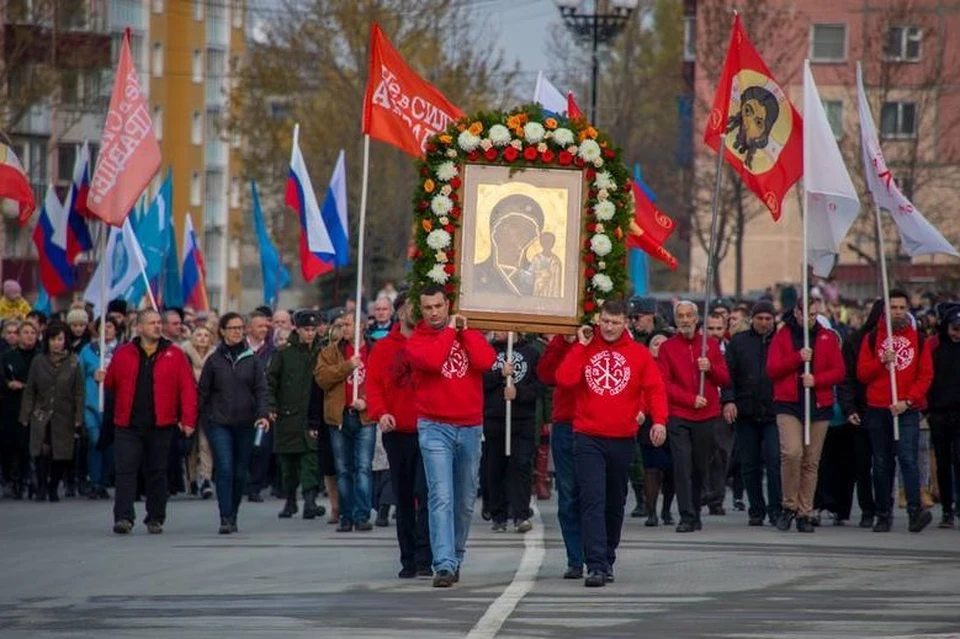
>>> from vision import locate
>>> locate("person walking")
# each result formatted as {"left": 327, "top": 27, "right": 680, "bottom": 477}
{"left": 639, "top": 331, "right": 676, "bottom": 527}
{"left": 106, "top": 310, "right": 198, "bottom": 534}
{"left": 77, "top": 318, "right": 119, "bottom": 500}
{"left": 406, "top": 285, "right": 496, "bottom": 588}
{"left": 198, "top": 313, "right": 271, "bottom": 534}
{"left": 556, "top": 300, "right": 668, "bottom": 587}
{"left": 927, "top": 305, "right": 960, "bottom": 528}
{"left": 0, "top": 321, "right": 39, "bottom": 499}
{"left": 246, "top": 310, "right": 277, "bottom": 503}
{"left": 181, "top": 326, "right": 216, "bottom": 499}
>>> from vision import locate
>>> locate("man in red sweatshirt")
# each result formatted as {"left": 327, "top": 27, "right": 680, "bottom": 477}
{"left": 406, "top": 284, "right": 496, "bottom": 588}
{"left": 658, "top": 300, "right": 730, "bottom": 533}
{"left": 556, "top": 300, "right": 668, "bottom": 588}
{"left": 367, "top": 291, "right": 432, "bottom": 579}
{"left": 857, "top": 289, "right": 934, "bottom": 533}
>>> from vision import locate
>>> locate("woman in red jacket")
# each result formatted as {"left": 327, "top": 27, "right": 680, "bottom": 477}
{"left": 766, "top": 299, "right": 845, "bottom": 533}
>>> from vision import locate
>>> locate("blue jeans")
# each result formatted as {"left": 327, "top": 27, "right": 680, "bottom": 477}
{"left": 84, "top": 408, "right": 104, "bottom": 487}
{"left": 865, "top": 408, "right": 921, "bottom": 514}
{"left": 206, "top": 423, "right": 256, "bottom": 519}
{"left": 329, "top": 410, "right": 375, "bottom": 524}
{"left": 736, "top": 420, "right": 782, "bottom": 521}
{"left": 418, "top": 420, "right": 482, "bottom": 574}
{"left": 550, "top": 422, "right": 583, "bottom": 569}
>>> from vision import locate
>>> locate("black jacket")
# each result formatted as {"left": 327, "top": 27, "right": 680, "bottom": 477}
{"left": 483, "top": 338, "right": 543, "bottom": 430}
{"left": 928, "top": 331, "right": 960, "bottom": 414}
{"left": 838, "top": 329, "right": 868, "bottom": 420}
{"left": 722, "top": 327, "right": 775, "bottom": 423}
{"left": 198, "top": 343, "right": 269, "bottom": 428}
{"left": 0, "top": 346, "right": 39, "bottom": 423}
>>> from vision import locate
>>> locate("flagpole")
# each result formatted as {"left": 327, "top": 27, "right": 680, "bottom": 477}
{"left": 140, "top": 266, "right": 158, "bottom": 311}
{"left": 873, "top": 203, "right": 900, "bottom": 441}
{"left": 352, "top": 135, "right": 370, "bottom": 404}
{"left": 699, "top": 133, "right": 725, "bottom": 396}
{"left": 97, "top": 228, "right": 107, "bottom": 413}
{"left": 505, "top": 331, "right": 514, "bottom": 458}
{"left": 801, "top": 189, "right": 812, "bottom": 447}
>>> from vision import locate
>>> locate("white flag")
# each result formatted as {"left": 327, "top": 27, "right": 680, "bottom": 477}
{"left": 533, "top": 71, "right": 568, "bottom": 115}
{"left": 803, "top": 61, "right": 861, "bottom": 277}
{"left": 856, "top": 62, "right": 958, "bottom": 257}
{"left": 84, "top": 218, "right": 149, "bottom": 318}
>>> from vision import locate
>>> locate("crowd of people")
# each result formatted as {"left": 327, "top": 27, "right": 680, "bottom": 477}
{"left": 1, "top": 276, "right": 959, "bottom": 589}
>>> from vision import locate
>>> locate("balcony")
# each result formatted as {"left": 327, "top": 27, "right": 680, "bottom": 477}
{"left": 205, "top": 138, "right": 226, "bottom": 168}
{"left": 205, "top": 78, "right": 224, "bottom": 106}
{"left": 3, "top": 24, "right": 111, "bottom": 68}
{"left": 109, "top": 0, "right": 145, "bottom": 31}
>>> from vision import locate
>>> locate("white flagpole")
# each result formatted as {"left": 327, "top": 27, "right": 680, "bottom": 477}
{"left": 505, "top": 331, "right": 514, "bottom": 458}
{"left": 699, "top": 133, "right": 725, "bottom": 396}
{"left": 873, "top": 203, "right": 900, "bottom": 441}
{"left": 97, "top": 228, "right": 107, "bottom": 412}
{"left": 352, "top": 135, "right": 370, "bottom": 404}
{"left": 801, "top": 189, "right": 812, "bottom": 447}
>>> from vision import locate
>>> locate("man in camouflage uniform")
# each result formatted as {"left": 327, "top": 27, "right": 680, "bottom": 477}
{"left": 267, "top": 311, "right": 325, "bottom": 519}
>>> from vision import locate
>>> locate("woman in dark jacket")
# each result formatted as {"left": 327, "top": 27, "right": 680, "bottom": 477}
{"left": 1, "top": 321, "right": 40, "bottom": 499}
{"left": 18, "top": 322, "right": 84, "bottom": 502}
{"left": 198, "top": 313, "right": 270, "bottom": 533}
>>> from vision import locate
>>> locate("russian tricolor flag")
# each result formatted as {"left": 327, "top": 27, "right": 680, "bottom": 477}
{"left": 318, "top": 149, "right": 350, "bottom": 268}
{"left": 32, "top": 186, "right": 74, "bottom": 296}
{"left": 533, "top": 71, "right": 585, "bottom": 120}
{"left": 64, "top": 141, "right": 93, "bottom": 264}
{"left": 285, "top": 124, "right": 335, "bottom": 282}
{"left": 180, "top": 213, "right": 209, "bottom": 311}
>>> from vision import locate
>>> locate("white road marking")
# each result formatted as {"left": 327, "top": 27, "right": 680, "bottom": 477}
{"left": 465, "top": 504, "right": 545, "bottom": 639}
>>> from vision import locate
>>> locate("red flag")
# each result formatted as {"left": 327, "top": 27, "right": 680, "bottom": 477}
{"left": 88, "top": 28, "right": 161, "bottom": 227}
{"left": 0, "top": 142, "right": 36, "bottom": 225}
{"left": 361, "top": 22, "right": 465, "bottom": 156}
{"left": 567, "top": 92, "right": 584, "bottom": 121}
{"left": 627, "top": 182, "right": 678, "bottom": 270}
{"left": 703, "top": 14, "right": 802, "bottom": 221}
{"left": 629, "top": 228, "right": 679, "bottom": 271}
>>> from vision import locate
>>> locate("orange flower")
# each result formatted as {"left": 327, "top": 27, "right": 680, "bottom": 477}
{"left": 579, "top": 126, "right": 599, "bottom": 141}
{"left": 544, "top": 117, "right": 558, "bottom": 130}
{"left": 424, "top": 179, "right": 436, "bottom": 193}
{"left": 468, "top": 121, "right": 484, "bottom": 136}
{"left": 615, "top": 226, "right": 624, "bottom": 240}
{"left": 457, "top": 123, "right": 466, "bottom": 132}
{"left": 506, "top": 113, "right": 528, "bottom": 131}
{"left": 439, "top": 134, "right": 453, "bottom": 145}
{"left": 422, "top": 219, "right": 433, "bottom": 232}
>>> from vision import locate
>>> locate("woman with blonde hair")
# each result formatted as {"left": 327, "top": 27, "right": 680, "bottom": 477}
{"left": 182, "top": 325, "right": 215, "bottom": 499}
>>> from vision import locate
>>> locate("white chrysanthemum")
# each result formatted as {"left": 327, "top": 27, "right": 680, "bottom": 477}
{"left": 523, "top": 122, "right": 546, "bottom": 144}
{"left": 479, "top": 138, "right": 493, "bottom": 151}
{"left": 552, "top": 128, "right": 575, "bottom": 146}
{"left": 594, "top": 200, "right": 615, "bottom": 221}
{"left": 591, "top": 273, "right": 614, "bottom": 293}
{"left": 488, "top": 124, "right": 512, "bottom": 147}
{"left": 579, "top": 139, "right": 602, "bottom": 162}
{"left": 594, "top": 171, "right": 615, "bottom": 190}
{"left": 426, "top": 229, "right": 452, "bottom": 250}
{"left": 458, "top": 130, "right": 481, "bottom": 151}
{"left": 435, "top": 161, "right": 458, "bottom": 182}
{"left": 427, "top": 264, "right": 449, "bottom": 284}
{"left": 590, "top": 233, "right": 613, "bottom": 257}
{"left": 431, "top": 195, "right": 454, "bottom": 216}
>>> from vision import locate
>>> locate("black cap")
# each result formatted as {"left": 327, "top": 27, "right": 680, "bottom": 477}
{"left": 294, "top": 310, "right": 321, "bottom": 328}
{"left": 710, "top": 298, "right": 732, "bottom": 313}
{"left": 107, "top": 299, "right": 128, "bottom": 315}
{"left": 946, "top": 307, "right": 960, "bottom": 327}
{"left": 751, "top": 300, "right": 776, "bottom": 317}
{"left": 629, "top": 297, "right": 657, "bottom": 316}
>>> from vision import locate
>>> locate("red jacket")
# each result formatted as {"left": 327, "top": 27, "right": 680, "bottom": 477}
{"left": 536, "top": 335, "right": 577, "bottom": 423}
{"left": 406, "top": 323, "right": 496, "bottom": 426}
{"left": 555, "top": 331, "right": 668, "bottom": 438}
{"left": 657, "top": 331, "right": 730, "bottom": 421}
{"left": 366, "top": 325, "right": 419, "bottom": 433}
{"left": 857, "top": 320, "right": 933, "bottom": 409}
{"left": 105, "top": 339, "right": 198, "bottom": 429}
{"left": 766, "top": 322, "right": 845, "bottom": 408}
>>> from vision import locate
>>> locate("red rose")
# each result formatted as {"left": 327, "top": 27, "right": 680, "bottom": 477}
{"left": 450, "top": 177, "right": 462, "bottom": 189}
{"left": 444, "top": 224, "right": 455, "bottom": 233}
{"left": 541, "top": 150, "right": 555, "bottom": 163}
{"left": 450, "top": 193, "right": 459, "bottom": 203}
{"left": 417, "top": 201, "right": 429, "bottom": 211}
{"left": 603, "top": 148, "right": 616, "bottom": 159}
{"left": 558, "top": 151, "right": 573, "bottom": 165}
{"left": 426, "top": 143, "right": 437, "bottom": 153}
{"left": 420, "top": 166, "right": 430, "bottom": 177}
{"left": 503, "top": 147, "right": 519, "bottom": 162}
{"left": 413, "top": 250, "right": 423, "bottom": 259}
{"left": 584, "top": 301, "right": 596, "bottom": 313}
{"left": 586, "top": 222, "right": 597, "bottom": 232}
{"left": 447, "top": 249, "right": 456, "bottom": 258}
{"left": 574, "top": 157, "right": 585, "bottom": 168}
{"left": 484, "top": 148, "right": 498, "bottom": 161}
{"left": 585, "top": 268, "right": 596, "bottom": 279}
{"left": 586, "top": 169, "right": 596, "bottom": 180}
{"left": 445, "top": 283, "right": 456, "bottom": 294}
{"left": 444, "top": 264, "right": 456, "bottom": 274}
{"left": 584, "top": 253, "right": 596, "bottom": 264}
{"left": 450, "top": 207, "right": 462, "bottom": 219}
{"left": 468, "top": 151, "right": 481, "bottom": 161}
{"left": 523, "top": 146, "right": 538, "bottom": 161}
{"left": 588, "top": 189, "right": 598, "bottom": 199}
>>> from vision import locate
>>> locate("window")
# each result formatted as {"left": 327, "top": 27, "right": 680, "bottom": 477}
{"left": 58, "top": 145, "right": 78, "bottom": 183}
{"left": 190, "top": 172, "right": 202, "bottom": 206}
{"left": 885, "top": 26, "right": 922, "bottom": 62}
{"left": 152, "top": 105, "right": 163, "bottom": 139}
{"left": 232, "top": 0, "right": 243, "bottom": 28}
{"left": 230, "top": 177, "right": 240, "bottom": 208}
{"left": 60, "top": 71, "right": 80, "bottom": 105}
{"left": 194, "top": 0, "right": 204, "bottom": 20}
{"left": 152, "top": 0, "right": 163, "bottom": 13}
{"left": 810, "top": 24, "right": 846, "bottom": 62}
{"left": 880, "top": 101, "right": 917, "bottom": 138}
{"left": 192, "top": 50, "right": 203, "bottom": 83}
{"left": 151, "top": 42, "right": 163, "bottom": 77}
{"left": 683, "top": 16, "right": 696, "bottom": 62}
{"left": 112, "top": 32, "right": 145, "bottom": 71}
{"left": 192, "top": 111, "right": 203, "bottom": 145}
{"left": 822, "top": 99, "right": 843, "bottom": 139}
{"left": 897, "top": 174, "right": 915, "bottom": 199}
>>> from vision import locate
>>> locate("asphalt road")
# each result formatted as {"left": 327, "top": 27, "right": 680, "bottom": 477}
{"left": 1, "top": 490, "right": 959, "bottom": 639}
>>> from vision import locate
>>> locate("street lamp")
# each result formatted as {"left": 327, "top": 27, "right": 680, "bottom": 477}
{"left": 554, "top": 0, "right": 639, "bottom": 124}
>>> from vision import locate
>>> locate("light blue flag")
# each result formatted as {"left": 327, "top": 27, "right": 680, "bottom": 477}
{"left": 160, "top": 182, "right": 182, "bottom": 309}
{"left": 252, "top": 180, "right": 291, "bottom": 307}
{"left": 34, "top": 282, "right": 52, "bottom": 315}
{"left": 127, "top": 170, "right": 172, "bottom": 305}
{"left": 630, "top": 164, "right": 655, "bottom": 295}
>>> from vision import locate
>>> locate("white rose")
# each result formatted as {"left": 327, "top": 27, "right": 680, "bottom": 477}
{"left": 552, "top": 128, "right": 575, "bottom": 146}
{"left": 593, "top": 158, "right": 604, "bottom": 168}
{"left": 590, "top": 233, "right": 613, "bottom": 257}
{"left": 488, "top": 124, "right": 512, "bottom": 147}
{"left": 537, "top": 142, "right": 548, "bottom": 153}
{"left": 431, "top": 195, "right": 454, "bottom": 216}
{"left": 446, "top": 149, "right": 458, "bottom": 158}
{"left": 436, "top": 251, "right": 448, "bottom": 263}
{"left": 427, "top": 264, "right": 449, "bottom": 284}
{"left": 567, "top": 145, "right": 579, "bottom": 154}
{"left": 594, "top": 223, "right": 604, "bottom": 233}
{"left": 426, "top": 229, "right": 452, "bottom": 250}
{"left": 458, "top": 130, "right": 480, "bottom": 151}
{"left": 598, "top": 188, "right": 609, "bottom": 200}
{"left": 439, "top": 216, "right": 449, "bottom": 225}
{"left": 598, "top": 261, "right": 606, "bottom": 270}
{"left": 440, "top": 184, "right": 452, "bottom": 196}
{"left": 594, "top": 200, "right": 615, "bottom": 221}
{"left": 579, "top": 139, "right": 602, "bottom": 162}
{"left": 594, "top": 171, "right": 615, "bottom": 191}
{"left": 480, "top": 138, "right": 493, "bottom": 151}
{"left": 591, "top": 273, "right": 614, "bottom": 293}
{"left": 435, "top": 161, "right": 458, "bottom": 182}
{"left": 523, "top": 122, "right": 546, "bottom": 144}
{"left": 510, "top": 139, "right": 524, "bottom": 150}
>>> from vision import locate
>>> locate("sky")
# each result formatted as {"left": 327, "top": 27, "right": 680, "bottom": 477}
{"left": 472, "top": 0, "right": 554, "bottom": 96}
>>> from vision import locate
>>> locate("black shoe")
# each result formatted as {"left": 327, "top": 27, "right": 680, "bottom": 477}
{"left": 228, "top": 517, "right": 238, "bottom": 533}
{"left": 563, "top": 566, "right": 583, "bottom": 580}
{"left": 833, "top": 516, "right": 846, "bottom": 526}
{"left": 190, "top": 481, "right": 199, "bottom": 496}
{"left": 908, "top": 508, "right": 933, "bottom": 533}
{"left": 645, "top": 513, "right": 659, "bottom": 527}
{"left": 355, "top": 520, "right": 373, "bottom": 532}
{"left": 375, "top": 504, "right": 391, "bottom": 527}
{"left": 675, "top": 520, "right": 695, "bottom": 533}
{"left": 776, "top": 510, "right": 796, "bottom": 532}
{"left": 481, "top": 509, "right": 492, "bottom": 521}
{"left": 302, "top": 490, "right": 324, "bottom": 520}
{"left": 200, "top": 480, "right": 213, "bottom": 500}
{"left": 219, "top": 517, "right": 232, "bottom": 534}
{"left": 694, "top": 519, "right": 702, "bottom": 531}
{"left": 708, "top": 504, "right": 726, "bottom": 516}
{"left": 278, "top": 495, "right": 298, "bottom": 519}
{"left": 661, "top": 511, "right": 674, "bottom": 526}
{"left": 248, "top": 491, "right": 264, "bottom": 503}
{"left": 873, "top": 513, "right": 892, "bottom": 532}
{"left": 733, "top": 499, "right": 746, "bottom": 512}
{"left": 605, "top": 571, "right": 615, "bottom": 583}
{"left": 48, "top": 485, "right": 60, "bottom": 502}
{"left": 453, "top": 568, "right": 460, "bottom": 583}
{"left": 796, "top": 517, "right": 816, "bottom": 533}
{"left": 432, "top": 570, "right": 456, "bottom": 588}
{"left": 584, "top": 570, "right": 606, "bottom": 587}
{"left": 748, "top": 515, "right": 765, "bottom": 527}
{"left": 398, "top": 568, "right": 417, "bottom": 579}
{"left": 491, "top": 520, "right": 508, "bottom": 533}
{"left": 809, "top": 512, "right": 822, "bottom": 527}
{"left": 64, "top": 483, "right": 76, "bottom": 498}
{"left": 859, "top": 513, "right": 874, "bottom": 529}
{"left": 939, "top": 512, "right": 955, "bottom": 529}
{"left": 416, "top": 567, "right": 434, "bottom": 578}
{"left": 630, "top": 503, "right": 647, "bottom": 518}
{"left": 113, "top": 519, "right": 133, "bottom": 534}
{"left": 336, "top": 520, "right": 354, "bottom": 533}
{"left": 146, "top": 521, "right": 163, "bottom": 534}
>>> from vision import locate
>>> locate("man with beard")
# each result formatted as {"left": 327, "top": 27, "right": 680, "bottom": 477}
{"left": 926, "top": 305, "right": 960, "bottom": 528}
{"left": 857, "top": 289, "right": 934, "bottom": 533}
{"left": 658, "top": 301, "right": 730, "bottom": 533}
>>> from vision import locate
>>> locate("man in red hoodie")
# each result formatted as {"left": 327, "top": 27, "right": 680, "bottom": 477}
{"left": 556, "top": 300, "right": 668, "bottom": 588}
{"left": 367, "top": 291, "right": 432, "bottom": 579}
{"left": 658, "top": 300, "right": 730, "bottom": 533}
{"left": 857, "top": 289, "right": 934, "bottom": 533}
{"left": 406, "top": 284, "right": 496, "bottom": 588}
